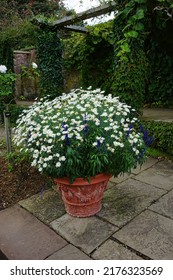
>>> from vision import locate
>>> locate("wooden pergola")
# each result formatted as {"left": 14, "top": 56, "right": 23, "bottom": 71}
{"left": 33, "top": 1, "right": 117, "bottom": 33}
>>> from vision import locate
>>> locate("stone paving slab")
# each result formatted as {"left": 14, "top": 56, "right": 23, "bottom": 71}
{"left": 19, "top": 189, "right": 65, "bottom": 224}
{"left": 110, "top": 173, "right": 132, "bottom": 184}
{"left": 92, "top": 239, "right": 143, "bottom": 260}
{"left": 109, "top": 157, "right": 158, "bottom": 184}
{"left": 131, "top": 157, "right": 158, "bottom": 175}
{"left": 0, "top": 205, "right": 67, "bottom": 260}
{"left": 152, "top": 160, "right": 173, "bottom": 172}
{"left": 149, "top": 189, "right": 173, "bottom": 220}
{"left": 97, "top": 178, "right": 166, "bottom": 227}
{"left": 134, "top": 163, "right": 173, "bottom": 190}
{"left": 113, "top": 210, "right": 173, "bottom": 260}
{"left": 51, "top": 214, "right": 118, "bottom": 254}
{"left": 46, "top": 244, "right": 91, "bottom": 260}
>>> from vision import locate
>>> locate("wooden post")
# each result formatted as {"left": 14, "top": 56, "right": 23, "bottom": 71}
{"left": 3, "top": 110, "right": 12, "bottom": 154}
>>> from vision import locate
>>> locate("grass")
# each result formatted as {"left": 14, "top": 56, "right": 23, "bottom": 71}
{"left": 146, "top": 147, "right": 173, "bottom": 161}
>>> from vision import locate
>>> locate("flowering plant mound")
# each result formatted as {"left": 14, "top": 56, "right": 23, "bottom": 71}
{"left": 14, "top": 88, "right": 150, "bottom": 182}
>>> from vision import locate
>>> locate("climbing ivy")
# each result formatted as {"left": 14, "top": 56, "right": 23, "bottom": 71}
{"left": 111, "top": 0, "right": 149, "bottom": 109}
{"left": 114, "top": 0, "right": 147, "bottom": 62}
{"left": 63, "top": 21, "right": 114, "bottom": 93}
{"left": 36, "top": 28, "right": 63, "bottom": 98}
{"left": 111, "top": 0, "right": 173, "bottom": 109}
{"left": 146, "top": 42, "right": 173, "bottom": 106}
{"left": 146, "top": 0, "right": 173, "bottom": 106}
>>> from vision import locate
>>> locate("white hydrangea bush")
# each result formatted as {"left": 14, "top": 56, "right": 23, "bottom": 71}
{"left": 14, "top": 87, "right": 147, "bottom": 181}
{"left": 0, "top": 65, "right": 7, "bottom": 73}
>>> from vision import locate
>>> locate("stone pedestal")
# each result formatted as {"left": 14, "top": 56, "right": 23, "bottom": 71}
{"left": 13, "top": 50, "right": 39, "bottom": 100}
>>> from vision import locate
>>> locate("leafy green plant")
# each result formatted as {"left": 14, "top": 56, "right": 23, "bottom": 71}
{"left": 8, "top": 105, "right": 26, "bottom": 124}
{"left": 21, "top": 63, "right": 39, "bottom": 80}
{"left": 6, "top": 148, "right": 31, "bottom": 180}
{"left": 0, "top": 65, "right": 16, "bottom": 123}
{"left": 0, "top": 66, "right": 16, "bottom": 98}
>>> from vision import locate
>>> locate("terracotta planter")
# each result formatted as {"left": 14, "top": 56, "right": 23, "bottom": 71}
{"left": 54, "top": 173, "right": 111, "bottom": 217}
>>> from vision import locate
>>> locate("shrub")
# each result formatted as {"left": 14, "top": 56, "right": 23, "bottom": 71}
{"left": 141, "top": 120, "right": 173, "bottom": 155}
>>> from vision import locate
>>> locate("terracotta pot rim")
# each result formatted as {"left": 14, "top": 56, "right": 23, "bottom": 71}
{"left": 54, "top": 173, "right": 111, "bottom": 186}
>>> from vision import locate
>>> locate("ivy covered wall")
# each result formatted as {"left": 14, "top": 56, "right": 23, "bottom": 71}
{"left": 36, "top": 28, "right": 63, "bottom": 98}
{"left": 63, "top": 0, "right": 173, "bottom": 109}
{"left": 111, "top": 0, "right": 173, "bottom": 109}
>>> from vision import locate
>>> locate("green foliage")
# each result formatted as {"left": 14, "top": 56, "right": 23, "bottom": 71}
{"left": 63, "top": 21, "right": 114, "bottom": 93}
{"left": 141, "top": 120, "right": 173, "bottom": 155}
{"left": 63, "top": 0, "right": 173, "bottom": 110}
{"left": 111, "top": 0, "right": 173, "bottom": 109}
{"left": 0, "top": 73, "right": 16, "bottom": 98}
{"left": 63, "top": 0, "right": 173, "bottom": 109}
{"left": 146, "top": 43, "right": 173, "bottom": 106}
{"left": 0, "top": 20, "right": 38, "bottom": 70}
{"left": 0, "top": 0, "right": 64, "bottom": 23}
{"left": 0, "top": 1, "right": 66, "bottom": 70}
{"left": 146, "top": 147, "right": 168, "bottom": 159}
{"left": 0, "top": 104, "right": 25, "bottom": 125}
{"left": 6, "top": 148, "right": 31, "bottom": 179}
{"left": 111, "top": 51, "right": 148, "bottom": 109}
{"left": 114, "top": 0, "right": 147, "bottom": 62}
{"left": 36, "top": 29, "right": 63, "bottom": 98}
{"left": 111, "top": 0, "right": 149, "bottom": 109}
{"left": 19, "top": 0, "right": 64, "bottom": 17}
{"left": 80, "top": 37, "right": 114, "bottom": 92}
{"left": 0, "top": 70, "right": 16, "bottom": 123}
{"left": 21, "top": 65, "right": 39, "bottom": 80}
{"left": 9, "top": 105, "right": 26, "bottom": 124}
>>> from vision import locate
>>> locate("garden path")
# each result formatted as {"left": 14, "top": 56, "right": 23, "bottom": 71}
{"left": 142, "top": 108, "right": 173, "bottom": 122}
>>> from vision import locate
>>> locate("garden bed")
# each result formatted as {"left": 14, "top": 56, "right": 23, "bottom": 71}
{"left": 0, "top": 156, "right": 51, "bottom": 211}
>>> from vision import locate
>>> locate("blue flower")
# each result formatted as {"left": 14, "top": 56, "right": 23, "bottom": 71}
{"left": 83, "top": 113, "right": 89, "bottom": 135}
{"left": 97, "top": 140, "right": 101, "bottom": 148}
{"left": 65, "top": 134, "right": 70, "bottom": 146}
{"left": 140, "top": 124, "right": 153, "bottom": 146}
{"left": 62, "top": 122, "right": 70, "bottom": 146}
{"left": 126, "top": 123, "right": 133, "bottom": 139}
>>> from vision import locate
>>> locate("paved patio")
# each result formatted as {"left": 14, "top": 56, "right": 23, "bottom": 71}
{"left": 0, "top": 157, "right": 173, "bottom": 260}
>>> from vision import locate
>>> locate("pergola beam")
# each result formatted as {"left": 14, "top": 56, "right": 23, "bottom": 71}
{"left": 63, "top": 25, "right": 88, "bottom": 33}
{"left": 52, "top": 2, "right": 117, "bottom": 28}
